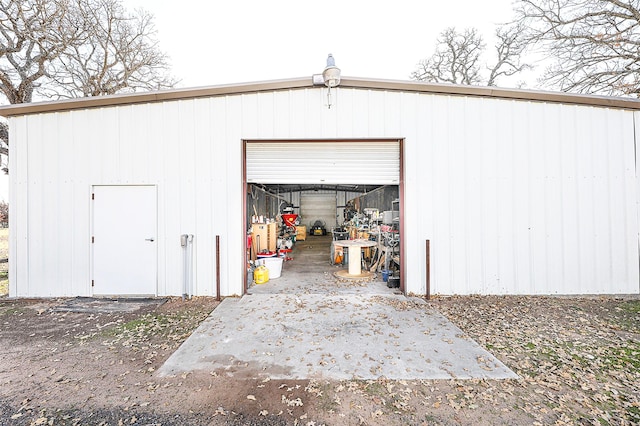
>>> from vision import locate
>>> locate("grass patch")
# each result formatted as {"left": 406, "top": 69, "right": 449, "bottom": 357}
{"left": 0, "top": 227, "right": 8, "bottom": 297}
{"left": 0, "top": 227, "right": 7, "bottom": 246}
{"left": 362, "top": 381, "right": 387, "bottom": 397}
{"left": 102, "top": 313, "right": 172, "bottom": 337}
{"left": 626, "top": 405, "right": 640, "bottom": 423}
{"left": 602, "top": 342, "right": 640, "bottom": 372}
{"left": 620, "top": 300, "right": 640, "bottom": 315}
{"left": 0, "top": 274, "right": 7, "bottom": 296}
{"left": 305, "top": 381, "right": 337, "bottom": 412}
{"left": 0, "top": 305, "right": 24, "bottom": 316}
{"left": 99, "top": 309, "right": 209, "bottom": 350}
{"left": 609, "top": 300, "right": 640, "bottom": 332}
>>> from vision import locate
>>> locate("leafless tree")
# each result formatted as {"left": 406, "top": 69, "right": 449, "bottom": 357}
{"left": 487, "top": 23, "right": 531, "bottom": 86}
{"left": 412, "top": 28, "right": 485, "bottom": 85}
{"left": 0, "top": 121, "right": 7, "bottom": 174}
{"left": 43, "top": 0, "right": 176, "bottom": 98}
{"left": 0, "top": 0, "right": 175, "bottom": 102}
{"left": 515, "top": 0, "right": 640, "bottom": 96}
{"left": 412, "top": 26, "right": 530, "bottom": 86}
{"left": 0, "top": 0, "right": 81, "bottom": 103}
{"left": 0, "top": 200, "right": 7, "bottom": 227}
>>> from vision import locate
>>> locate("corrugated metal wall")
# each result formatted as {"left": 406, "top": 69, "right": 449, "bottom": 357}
{"left": 8, "top": 87, "right": 640, "bottom": 297}
{"left": 414, "top": 96, "right": 638, "bottom": 295}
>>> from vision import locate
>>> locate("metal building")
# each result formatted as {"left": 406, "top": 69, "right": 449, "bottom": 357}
{"left": 1, "top": 77, "right": 639, "bottom": 297}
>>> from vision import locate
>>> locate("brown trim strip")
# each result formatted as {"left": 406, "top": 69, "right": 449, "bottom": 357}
{"left": 0, "top": 78, "right": 314, "bottom": 117}
{"left": 243, "top": 140, "right": 248, "bottom": 296}
{"left": 2, "top": 76, "right": 640, "bottom": 117}
{"left": 216, "top": 235, "right": 221, "bottom": 302}
{"left": 340, "top": 77, "right": 640, "bottom": 110}
{"left": 426, "top": 239, "right": 431, "bottom": 300}
{"left": 398, "top": 138, "right": 405, "bottom": 295}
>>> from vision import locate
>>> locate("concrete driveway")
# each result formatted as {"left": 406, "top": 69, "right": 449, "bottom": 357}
{"left": 158, "top": 292, "right": 517, "bottom": 380}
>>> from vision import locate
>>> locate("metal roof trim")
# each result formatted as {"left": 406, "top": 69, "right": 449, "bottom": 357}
{"left": 339, "top": 77, "right": 640, "bottom": 109}
{"left": 0, "top": 77, "right": 314, "bottom": 117}
{"left": 1, "top": 76, "right": 640, "bottom": 117}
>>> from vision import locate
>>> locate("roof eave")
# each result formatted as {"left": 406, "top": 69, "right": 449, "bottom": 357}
{"left": 340, "top": 76, "right": 640, "bottom": 110}
{"left": 1, "top": 76, "right": 640, "bottom": 117}
{"left": 0, "top": 77, "right": 314, "bottom": 117}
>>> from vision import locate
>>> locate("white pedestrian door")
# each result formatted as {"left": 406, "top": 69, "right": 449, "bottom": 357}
{"left": 92, "top": 185, "right": 157, "bottom": 296}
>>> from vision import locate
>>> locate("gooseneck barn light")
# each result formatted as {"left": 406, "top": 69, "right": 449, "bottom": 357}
{"left": 322, "top": 54, "right": 341, "bottom": 108}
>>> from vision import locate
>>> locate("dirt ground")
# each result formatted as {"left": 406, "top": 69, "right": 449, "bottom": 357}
{"left": 0, "top": 295, "right": 638, "bottom": 426}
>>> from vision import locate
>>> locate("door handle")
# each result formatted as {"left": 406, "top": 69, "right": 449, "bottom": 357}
{"left": 145, "top": 238, "right": 155, "bottom": 242}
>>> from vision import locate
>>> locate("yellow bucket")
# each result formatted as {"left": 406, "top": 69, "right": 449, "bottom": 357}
{"left": 254, "top": 265, "right": 269, "bottom": 284}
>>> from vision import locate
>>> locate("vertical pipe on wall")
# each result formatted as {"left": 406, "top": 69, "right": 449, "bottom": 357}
{"left": 181, "top": 234, "right": 194, "bottom": 300}
{"left": 399, "top": 138, "right": 405, "bottom": 295}
{"left": 181, "top": 235, "right": 187, "bottom": 300}
{"left": 216, "top": 235, "right": 221, "bottom": 301}
{"left": 426, "top": 239, "right": 431, "bottom": 300}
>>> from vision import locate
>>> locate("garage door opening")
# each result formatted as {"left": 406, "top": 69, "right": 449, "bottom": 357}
{"left": 243, "top": 140, "right": 404, "bottom": 295}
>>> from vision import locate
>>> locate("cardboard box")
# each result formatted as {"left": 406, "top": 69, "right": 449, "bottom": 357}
{"left": 296, "top": 225, "right": 307, "bottom": 241}
{"left": 252, "top": 222, "right": 277, "bottom": 253}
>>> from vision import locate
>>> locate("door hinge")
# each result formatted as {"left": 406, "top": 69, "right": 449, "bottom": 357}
{"left": 91, "top": 236, "right": 94, "bottom": 243}
{"left": 91, "top": 193, "right": 94, "bottom": 200}
{"left": 91, "top": 280, "right": 94, "bottom": 287}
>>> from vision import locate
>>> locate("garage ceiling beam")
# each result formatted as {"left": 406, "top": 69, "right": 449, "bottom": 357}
{"left": 259, "top": 184, "right": 382, "bottom": 194}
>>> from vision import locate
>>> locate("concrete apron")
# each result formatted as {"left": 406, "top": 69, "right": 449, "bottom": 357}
{"left": 158, "top": 293, "right": 518, "bottom": 380}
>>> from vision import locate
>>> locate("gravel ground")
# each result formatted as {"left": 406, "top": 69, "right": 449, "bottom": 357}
{"left": 0, "top": 294, "right": 638, "bottom": 425}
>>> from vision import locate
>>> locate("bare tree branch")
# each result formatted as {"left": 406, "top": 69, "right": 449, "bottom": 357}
{"left": 412, "top": 26, "right": 530, "bottom": 87}
{"left": 42, "top": 0, "right": 177, "bottom": 98}
{"left": 515, "top": 0, "right": 640, "bottom": 96}
{"left": 0, "top": 121, "right": 8, "bottom": 174}
{"left": 411, "top": 28, "right": 485, "bottom": 85}
{"left": 487, "top": 23, "right": 533, "bottom": 86}
{"left": 0, "top": 0, "right": 81, "bottom": 103}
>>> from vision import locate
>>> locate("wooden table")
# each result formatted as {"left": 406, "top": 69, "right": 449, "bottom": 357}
{"left": 336, "top": 239, "right": 377, "bottom": 276}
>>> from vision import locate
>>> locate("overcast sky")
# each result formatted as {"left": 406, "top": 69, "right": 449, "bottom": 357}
{"left": 0, "top": 0, "right": 523, "bottom": 202}
{"left": 125, "top": 0, "right": 519, "bottom": 88}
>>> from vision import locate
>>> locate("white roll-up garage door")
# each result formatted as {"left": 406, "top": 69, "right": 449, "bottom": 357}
{"left": 246, "top": 141, "right": 400, "bottom": 184}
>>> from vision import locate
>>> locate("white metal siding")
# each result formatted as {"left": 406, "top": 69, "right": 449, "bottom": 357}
{"left": 246, "top": 141, "right": 400, "bottom": 184}
{"left": 413, "top": 96, "right": 639, "bottom": 295}
{"left": 8, "top": 86, "right": 640, "bottom": 297}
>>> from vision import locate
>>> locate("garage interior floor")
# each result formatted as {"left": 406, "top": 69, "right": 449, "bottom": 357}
{"left": 159, "top": 235, "right": 518, "bottom": 380}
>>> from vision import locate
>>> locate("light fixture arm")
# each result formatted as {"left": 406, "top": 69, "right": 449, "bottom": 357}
{"left": 322, "top": 54, "right": 341, "bottom": 109}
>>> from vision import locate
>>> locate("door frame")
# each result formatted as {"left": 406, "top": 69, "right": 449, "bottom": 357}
{"left": 242, "top": 139, "right": 405, "bottom": 295}
{"left": 90, "top": 184, "right": 158, "bottom": 297}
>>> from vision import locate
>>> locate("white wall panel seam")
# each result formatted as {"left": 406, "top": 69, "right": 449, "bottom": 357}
{"left": 636, "top": 112, "right": 640, "bottom": 294}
